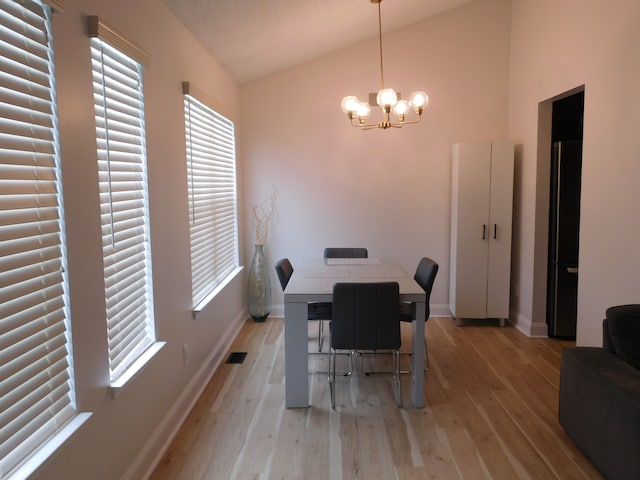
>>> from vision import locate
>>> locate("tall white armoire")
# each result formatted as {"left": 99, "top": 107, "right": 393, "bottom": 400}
{"left": 449, "top": 142, "right": 515, "bottom": 324}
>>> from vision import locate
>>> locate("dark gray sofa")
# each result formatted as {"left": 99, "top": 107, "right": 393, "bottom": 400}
{"left": 559, "top": 304, "right": 640, "bottom": 480}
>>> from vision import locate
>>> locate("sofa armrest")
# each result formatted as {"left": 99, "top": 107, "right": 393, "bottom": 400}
{"left": 560, "top": 347, "right": 640, "bottom": 480}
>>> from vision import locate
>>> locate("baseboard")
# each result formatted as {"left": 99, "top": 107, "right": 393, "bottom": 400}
{"left": 122, "top": 309, "right": 247, "bottom": 480}
{"left": 528, "top": 319, "right": 550, "bottom": 338}
{"left": 430, "top": 304, "right": 451, "bottom": 318}
{"left": 509, "top": 310, "right": 549, "bottom": 338}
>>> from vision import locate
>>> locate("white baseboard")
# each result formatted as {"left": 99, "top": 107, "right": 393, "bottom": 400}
{"left": 509, "top": 310, "right": 549, "bottom": 338}
{"left": 430, "top": 303, "right": 452, "bottom": 317}
{"left": 123, "top": 309, "right": 247, "bottom": 480}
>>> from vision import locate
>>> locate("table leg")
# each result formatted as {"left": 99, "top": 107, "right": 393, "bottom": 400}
{"left": 284, "top": 300, "right": 309, "bottom": 408}
{"left": 411, "top": 302, "right": 426, "bottom": 408}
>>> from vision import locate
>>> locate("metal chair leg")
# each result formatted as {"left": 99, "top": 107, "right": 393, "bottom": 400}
{"left": 394, "top": 349, "right": 403, "bottom": 408}
{"left": 329, "top": 347, "right": 336, "bottom": 409}
{"left": 317, "top": 320, "right": 324, "bottom": 352}
{"left": 364, "top": 338, "right": 429, "bottom": 375}
{"left": 424, "top": 338, "right": 429, "bottom": 371}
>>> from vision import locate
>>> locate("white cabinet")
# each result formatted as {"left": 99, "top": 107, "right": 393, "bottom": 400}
{"left": 449, "top": 142, "right": 514, "bottom": 323}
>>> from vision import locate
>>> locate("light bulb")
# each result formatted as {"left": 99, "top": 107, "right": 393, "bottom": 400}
{"left": 393, "top": 100, "right": 409, "bottom": 116}
{"left": 341, "top": 96, "right": 359, "bottom": 113}
{"left": 376, "top": 88, "right": 397, "bottom": 108}
{"left": 409, "top": 91, "right": 429, "bottom": 109}
{"left": 356, "top": 101, "right": 371, "bottom": 119}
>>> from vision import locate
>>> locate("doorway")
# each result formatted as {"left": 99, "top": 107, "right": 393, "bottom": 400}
{"left": 546, "top": 91, "right": 584, "bottom": 338}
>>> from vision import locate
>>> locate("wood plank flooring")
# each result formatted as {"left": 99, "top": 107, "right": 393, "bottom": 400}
{"left": 149, "top": 317, "right": 603, "bottom": 480}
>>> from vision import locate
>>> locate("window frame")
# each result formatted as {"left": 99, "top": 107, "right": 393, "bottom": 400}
{"left": 182, "top": 82, "right": 240, "bottom": 311}
{"left": 0, "top": 0, "right": 83, "bottom": 476}
{"left": 88, "top": 17, "right": 161, "bottom": 388}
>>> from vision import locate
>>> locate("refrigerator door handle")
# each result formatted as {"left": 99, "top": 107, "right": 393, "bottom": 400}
{"left": 567, "top": 267, "right": 579, "bottom": 274}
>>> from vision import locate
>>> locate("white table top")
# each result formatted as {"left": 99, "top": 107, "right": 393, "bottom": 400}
{"left": 284, "top": 258, "right": 424, "bottom": 302}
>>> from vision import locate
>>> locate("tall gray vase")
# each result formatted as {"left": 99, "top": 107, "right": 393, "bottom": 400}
{"left": 247, "top": 244, "right": 271, "bottom": 322}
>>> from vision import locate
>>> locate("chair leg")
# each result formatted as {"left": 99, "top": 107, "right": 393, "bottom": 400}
{"left": 310, "top": 350, "right": 352, "bottom": 375}
{"left": 364, "top": 339, "right": 429, "bottom": 375}
{"left": 424, "top": 338, "right": 429, "bottom": 371}
{"left": 317, "top": 320, "right": 324, "bottom": 352}
{"left": 393, "top": 349, "right": 403, "bottom": 408}
{"left": 329, "top": 347, "right": 336, "bottom": 409}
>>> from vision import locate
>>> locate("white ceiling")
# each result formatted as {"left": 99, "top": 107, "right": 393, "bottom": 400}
{"left": 160, "top": 0, "right": 472, "bottom": 84}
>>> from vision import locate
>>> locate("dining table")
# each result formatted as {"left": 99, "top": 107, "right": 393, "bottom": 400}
{"left": 283, "top": 257, "right": 426, "bottom": 408}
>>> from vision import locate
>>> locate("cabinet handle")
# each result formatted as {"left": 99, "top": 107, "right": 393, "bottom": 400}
{"left": 493, "top": 224, "right": 497, "bottom": 239}
{"left": 482, "top": 224, "right": 486, "bottom": 239}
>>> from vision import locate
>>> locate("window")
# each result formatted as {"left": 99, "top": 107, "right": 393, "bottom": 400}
{"left": 183, "top": 83, "right": 239, "bottom": 309}
{"left": 89, "top": 20, "right": 156, "bottom": 385}
{"left": 0, "top": 0, "right": 77, "bottom": 475}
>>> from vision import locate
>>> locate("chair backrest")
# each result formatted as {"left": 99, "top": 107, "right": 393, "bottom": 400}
{"left": 323, "top": 247, "right": 368, "bottom": 259}
{"left": 274, "top": 258, "right": 294, "bottom": 291}
{"left": 331, "top": 282, "right": 400, "bottom": 351}
{"left": 605, "top": 304, "right": 640, "bottom": 369}
{"left": 414, "top": 257, "right": 439, "bottom": 320}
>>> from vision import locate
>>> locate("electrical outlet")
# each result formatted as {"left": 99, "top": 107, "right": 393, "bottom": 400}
{"left": 182, "top": 344, "right": 188, "bottom": 365}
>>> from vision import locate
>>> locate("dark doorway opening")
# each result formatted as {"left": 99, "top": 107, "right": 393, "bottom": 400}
{"left": 547, "top": 90, "right": 584, "bottom": 338}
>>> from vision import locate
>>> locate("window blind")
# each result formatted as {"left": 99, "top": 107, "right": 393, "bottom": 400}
{"left": 183, "top": 88, "right": 239, "bottom": 308}
{"left": 90, "top": 37, "right": 155, "bottom": 383}
{"left": 0, "top": 0, "right": 76, "bottom": 476}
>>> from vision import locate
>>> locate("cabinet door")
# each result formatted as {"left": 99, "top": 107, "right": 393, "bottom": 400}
{"left": 451, "top": 143, "right": 491, "bottom": 318}
{"left": 486, "top": 142, "right": 514, "bottom": 318}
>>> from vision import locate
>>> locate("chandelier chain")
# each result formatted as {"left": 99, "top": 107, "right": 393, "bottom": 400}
{"left": 377, "top": 0, "right": 385, "bottom": 89}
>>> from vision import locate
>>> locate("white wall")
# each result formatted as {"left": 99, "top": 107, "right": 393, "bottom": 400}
{"left": 240, "top": 0, "right": 512, "bottom": 317}
{"left": 35, "top": 0, "right": 245, "bottom": 479}
{"left": 507, "top": 0, "right": 640, "bottom": 345}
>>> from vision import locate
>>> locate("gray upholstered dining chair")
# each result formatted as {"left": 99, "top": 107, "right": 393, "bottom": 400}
{"left": 320, "top": 248, "right": 368, "bottom": 348}
{"left": 274, "top": 258, "right": 331, "bottom": 352}
{"left": 329, "top": 282, "right": 402, "bottom": 408}
{"left": 323, "top": 247, "right": 368, "bottom": 259}
{"left": 400, "top": 257, "right": 438, "bottom": 371}
{"left": 364, "top": 257, "right": 438, "bottom": 376}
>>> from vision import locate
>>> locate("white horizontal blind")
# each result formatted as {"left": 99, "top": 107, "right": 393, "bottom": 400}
{"left": 0, "top": 0, "right": 76, "bottom": 476}
{"left": 91, "top": 38, "right": 155, "bottom": 383}
{"left": 184, "top": 93, "right": 239, "bottom": 307}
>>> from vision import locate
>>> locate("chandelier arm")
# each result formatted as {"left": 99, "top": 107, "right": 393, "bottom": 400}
{"left": 401, "top": 116, "right": 423, "bottom": 125}
{"left": 349, "top": 116, "right": 379, "bottom": 129}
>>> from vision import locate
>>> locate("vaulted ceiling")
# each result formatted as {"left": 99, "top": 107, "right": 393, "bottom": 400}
{"left": 160, "top": 0, "right": 472, "bottom": 84}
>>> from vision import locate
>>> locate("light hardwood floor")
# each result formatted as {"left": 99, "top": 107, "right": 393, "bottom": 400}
{"left": 149, "top": 317, "right": 602, "bottom": 480}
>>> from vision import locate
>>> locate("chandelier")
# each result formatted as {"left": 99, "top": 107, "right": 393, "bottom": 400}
{"left": 340, "top": 0, "right": 428, "bottom": 130}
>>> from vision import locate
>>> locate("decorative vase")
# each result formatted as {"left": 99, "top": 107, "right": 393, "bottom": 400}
{"left": 247, "top": 244, "right": 271, "bottom": 322}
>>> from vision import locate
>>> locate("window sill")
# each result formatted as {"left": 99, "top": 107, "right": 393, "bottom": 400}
{"left": 192, "top": 266, "right": 244, "bottom": 318}
{"left": 8, "top": 412, "right": 92, "bottom": 480}
{"left": 108, "top": 341, "right": 166, "bottom": 398}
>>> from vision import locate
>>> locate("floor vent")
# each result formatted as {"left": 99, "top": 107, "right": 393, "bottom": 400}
{"left": 225, "top": 352, "right": 247, "bottom": 364}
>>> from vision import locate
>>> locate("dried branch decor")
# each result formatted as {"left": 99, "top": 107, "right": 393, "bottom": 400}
{"left": 253, "top": 186, "right": 277, "bottom": 245}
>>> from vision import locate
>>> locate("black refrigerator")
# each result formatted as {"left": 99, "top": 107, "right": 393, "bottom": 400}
{"left": 547, "top": 141, "right": 582, "bottom": 338}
